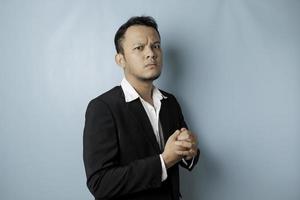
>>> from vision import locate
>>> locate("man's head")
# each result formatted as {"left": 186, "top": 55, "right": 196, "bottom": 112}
{"left": 114, "top": 16, "right": 163, "bottom": 83}
{"left": 114, "top": 16, "right": 160, "bottom": 54}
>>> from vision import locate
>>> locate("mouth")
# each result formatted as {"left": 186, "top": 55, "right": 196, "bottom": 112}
{"left": 145, "top": 63, "right": 157, "bottom": 67}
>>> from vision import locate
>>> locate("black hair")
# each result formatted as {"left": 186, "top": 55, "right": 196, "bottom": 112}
{"left": 114, "top": 16, "right": 160, "bottom": 54}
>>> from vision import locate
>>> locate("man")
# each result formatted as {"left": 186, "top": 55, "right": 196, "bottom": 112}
{"left": 83, "top": 16, "right": 200, "bottom": 200}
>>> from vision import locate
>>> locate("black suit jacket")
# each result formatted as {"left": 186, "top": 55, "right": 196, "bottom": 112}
{"left": 83, "top": 86, "right": 199, "bottom": 200}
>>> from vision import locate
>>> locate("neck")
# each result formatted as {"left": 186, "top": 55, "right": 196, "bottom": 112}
{"left": 126, "top": 76, "right": 154, "bottom": 104}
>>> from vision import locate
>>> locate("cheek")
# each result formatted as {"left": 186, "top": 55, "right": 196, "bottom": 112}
{"left": 157, "top": 52, "right": 163, "bottom": 61}
{"left": 126, "top": 58, "right": 144, "bottom": 72}
{"left": 129, "top": 53, "right": 144, "bottom": 62}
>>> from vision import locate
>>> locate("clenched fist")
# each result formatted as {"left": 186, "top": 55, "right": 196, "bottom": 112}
{"left": 176, "top": 128, "right": 198, "bottom": 160}
{"left": 162, "top": 128, "right": 198, "bottom": 169}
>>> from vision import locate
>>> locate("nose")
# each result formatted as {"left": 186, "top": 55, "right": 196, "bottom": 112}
{"left": 145, "top": 46, "right": 157, "bottom": 59}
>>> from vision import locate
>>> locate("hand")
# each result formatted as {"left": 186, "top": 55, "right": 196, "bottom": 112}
{"left": 162, "top": 130, "right": 189, "bottom": 169}
{"left": 176, "top": 128, "right": 198, "bottom": 160}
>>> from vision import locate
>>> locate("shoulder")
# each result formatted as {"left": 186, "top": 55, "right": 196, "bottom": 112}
{"left": 86, "top": 86, "right": 124, "bottom": 111}
{"left": 94, "top": 86, "right": 123, "bottom": 102}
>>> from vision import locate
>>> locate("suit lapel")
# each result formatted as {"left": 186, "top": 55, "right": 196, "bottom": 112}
{"left": 127, "top": 99, "right": 161, "bottom": 153}
{"left": 159, "top": 98, "right": 173, "bottom": 143}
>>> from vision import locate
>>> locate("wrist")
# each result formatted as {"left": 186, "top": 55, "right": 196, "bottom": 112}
{"left": 162, "top": 153, "right": 171, "bottom": 169}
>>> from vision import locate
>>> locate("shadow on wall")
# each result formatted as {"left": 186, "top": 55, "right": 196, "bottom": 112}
{"left": 162, "top": 45, "right": 223, "bottom": 200}
{"left": 180, "top": 145, "right": 223, "bottom": 200}
{"left": 159, "top": 45, "right": 186, "bottom": 93}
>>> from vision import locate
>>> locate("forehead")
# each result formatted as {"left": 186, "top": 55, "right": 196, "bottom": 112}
{"left": 123, "top": 25, "right": 160, "bottom": 44}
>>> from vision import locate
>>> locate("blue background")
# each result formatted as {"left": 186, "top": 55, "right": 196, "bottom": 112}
{"left": 1, "top": 1, "right": 299, "bottom": 200}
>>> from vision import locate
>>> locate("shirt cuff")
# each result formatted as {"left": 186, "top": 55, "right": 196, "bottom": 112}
{"left": 159, "top": 154, "right": 168, "bottom": 181}
{"left": 182, "top": 156, "right": 195, "bottom": 169}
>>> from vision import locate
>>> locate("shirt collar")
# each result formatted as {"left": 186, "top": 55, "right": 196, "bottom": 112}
{"left": 121, "top": 78, "right": 167, "bottom": 103}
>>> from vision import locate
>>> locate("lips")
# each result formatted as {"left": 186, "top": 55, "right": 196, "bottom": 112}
{"left": 145, "top": 63, "right": 157, "bottom": 67}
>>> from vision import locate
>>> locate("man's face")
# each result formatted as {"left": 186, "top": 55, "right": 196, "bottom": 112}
{"left": 117, "top": 25, "right": 162, "bottom": 82}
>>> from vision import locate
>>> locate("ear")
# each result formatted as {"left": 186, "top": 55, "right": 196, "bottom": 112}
{"left": 115, "top": 53, "right": 125, "bottom": 69}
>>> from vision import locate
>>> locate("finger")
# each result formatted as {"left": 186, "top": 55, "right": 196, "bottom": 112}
{"left": 192, "top": 143, "right": 198, "bottom": 150}
{"left": 177, "top": 130, "right": 191, "bottom": 141}
{"left": 171, "top": 130, "right": 181, "bottom": 140}
{"left": 177, "top": 134, "right": 191, "bottom": 141}
{"left": 189, "top": 148, "right": 198, "bottom": 157}
{"left": 188, "top": 134, "right": 198, "bottom": 144}
{"left": 175, "top": 149, "right": 196, "bottom": 157}
{"left": 175, "top": 150, "right": 191, "bottom": 156}
{"left": 180, "top": 128, "right": 189, "bottom": 135}
{"left": 175, "top": 140, "right": 193, "bottom": 149}
{"left": 180, "top": 127, "right": 187, "bottom": 132}
{"left": 175, "top": 145, "right": 189, "bottom": 152}
{"left": 176, "top": 149, "right": 197, "bottom": 157}
{"left": 184, "top": 156, "right": 193, "bottom": 160}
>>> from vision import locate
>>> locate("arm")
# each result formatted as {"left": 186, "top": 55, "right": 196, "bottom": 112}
{"left": 83, "top": 99, "right": 162, "bottom": 199}
{"left": 173, "top": 97, "right": 200, "bottom": 171}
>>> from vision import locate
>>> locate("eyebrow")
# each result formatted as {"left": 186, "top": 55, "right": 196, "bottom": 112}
{"left": 133, "top": 41, "right": 160, "bottom": 46}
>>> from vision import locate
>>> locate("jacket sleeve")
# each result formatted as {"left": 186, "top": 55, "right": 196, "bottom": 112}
{"left": 83, "top": 99, "right": 162, "bottom": 199}
{"left": 173, "top": 96, "right": 200, "bottom": 171}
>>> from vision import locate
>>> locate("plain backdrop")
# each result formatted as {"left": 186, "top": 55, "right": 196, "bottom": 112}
{"left": 1, "top": 0, "right": 299, "bottom": 200}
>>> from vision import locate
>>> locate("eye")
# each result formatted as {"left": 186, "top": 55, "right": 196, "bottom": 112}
{"left": 134, "top": 46, "right": 143, "bottom": 50}
{"left": 153, "top": 43, "right": 161, "bottom": 49}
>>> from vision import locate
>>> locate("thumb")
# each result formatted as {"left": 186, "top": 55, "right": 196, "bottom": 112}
{"left": 171, "top": 130, "right": 181, "bottom": 140}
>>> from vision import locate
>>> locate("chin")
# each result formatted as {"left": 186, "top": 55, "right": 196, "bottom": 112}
{"left": 140, "top": 73, "right": 161, "bottom": 82}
